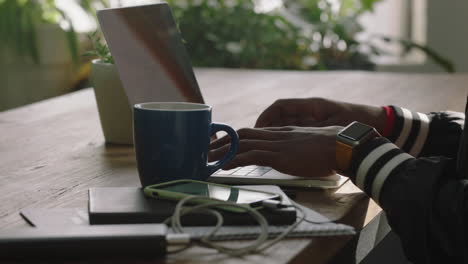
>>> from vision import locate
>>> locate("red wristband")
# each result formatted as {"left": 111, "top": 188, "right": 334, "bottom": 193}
{"left": 382, "top": 106, "right": 395, "bottom": 137}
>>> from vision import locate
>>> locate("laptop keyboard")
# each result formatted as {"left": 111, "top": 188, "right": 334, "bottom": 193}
{"left": 215, "top": 166, "right": 272, "bottom": 177}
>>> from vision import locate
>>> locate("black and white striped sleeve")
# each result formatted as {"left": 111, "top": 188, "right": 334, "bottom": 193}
{"left": 345, "top": 104, "right": 467, "bottom": 262}
{"left": 348, "top": 137, "right": 415, "bottom": 204}
{"left": 387, "top": 106, "right": 431, "bottom": 157}
{"left": 347, "top": 136, "right": 464, "bottom": 263}
{"left": 346, "top": 133, "right": 467, "bottom": 263}
{"left": 387, "top": 106, "right": 464, "bottom": 159}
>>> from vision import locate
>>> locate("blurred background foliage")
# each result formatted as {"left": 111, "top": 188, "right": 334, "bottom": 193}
{"left": 282, "top": 0, "right": 380, "bottom": 70}
{"left": 168, "top": 0, "right": 312, "bottom": 70}
{"left": 0, "top": 0, "right": 452, "bottom": 72}
{"left": 167, "top": 0, "right": 453, "bottom": 72}
{"left": 0, "top": 0, "right": 107, "bottom": 64}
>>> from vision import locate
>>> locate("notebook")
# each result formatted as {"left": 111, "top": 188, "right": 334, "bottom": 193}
{"left": 21, "top": 196, "right": 354, "bottom": 240}
{"left": 0, "top": 224, "right": 167, "bottom": 259}
{"left": 181, "top": 221, "right": 355, "bottom": 240}
{"left": 87, "top": 185, "right": 297, "bottom": 226}
{"left": 20, "top": 204, "right": 354, "bottom": 240}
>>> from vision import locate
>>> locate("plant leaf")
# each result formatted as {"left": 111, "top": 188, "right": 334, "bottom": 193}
{"left": 376, "top": 36, "right": 455, "bottom": 73}
{"left": 55, "top": 6, "right": 79, "bottom": 64}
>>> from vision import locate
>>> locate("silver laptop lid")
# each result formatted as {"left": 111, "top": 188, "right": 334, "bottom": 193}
{"left": 97, "top": 3, "right": 204, "bottom": 106}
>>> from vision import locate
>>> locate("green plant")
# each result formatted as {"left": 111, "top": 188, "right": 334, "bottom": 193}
{"left": 283, "top": 0, "right": 454, "bottom": 72}
{"left": 376, "top": 36, "right": 454, "bottom": 73}
{"left": 83, "top": 30, "right": 114, "bottom": 64}
{"left": 167, "top": 0, "right": 453, "bottom": 72}
{"left": 281, "top": 0, "right": 380, "bottom": 70}
{"left": 0, "top": 0, "right": 108, "bottom": 64}
{"left": 168, "top": 0, "right": 313, "bottom": 70}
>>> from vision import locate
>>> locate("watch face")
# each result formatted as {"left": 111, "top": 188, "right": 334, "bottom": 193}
{"left": 340, "top": 122, "right": 374, "bottom": 141}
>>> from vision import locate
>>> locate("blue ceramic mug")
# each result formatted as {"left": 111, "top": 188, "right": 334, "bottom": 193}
{"left": 133, "top": 102, "right": 239, "bottom": 186}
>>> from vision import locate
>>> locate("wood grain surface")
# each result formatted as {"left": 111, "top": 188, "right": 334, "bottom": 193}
{"left": 0, "top": 69, "right": 466, "bottom": 263}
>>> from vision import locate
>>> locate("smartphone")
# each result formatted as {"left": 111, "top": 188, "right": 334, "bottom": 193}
{"left": 144, "top": 179, "right": 280, "bottom": 212}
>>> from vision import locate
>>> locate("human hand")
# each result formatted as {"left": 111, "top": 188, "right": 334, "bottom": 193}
{"left": 209, "top": 126, "right": 342, "bottom": 178}
{"left": 255, "top": 98, "right": 386, "bottom": 133}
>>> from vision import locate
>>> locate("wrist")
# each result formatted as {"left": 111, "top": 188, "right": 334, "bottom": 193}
{"left": 366, "top": 106, "right": 387, "bottom": 134}
{"left": 350, "top": 104, "right": 387, "bottom": 135}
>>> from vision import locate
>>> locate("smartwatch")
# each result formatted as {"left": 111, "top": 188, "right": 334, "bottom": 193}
{"left": 336, "top": 121, "right": 380, "bottom": 173}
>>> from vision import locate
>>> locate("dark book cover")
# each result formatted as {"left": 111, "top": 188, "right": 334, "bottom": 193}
{"left": 88, "top": 185, "right": 296, "bottom": 226}
{"left": 0, "top": 224, "right": 167, "bottom": 259}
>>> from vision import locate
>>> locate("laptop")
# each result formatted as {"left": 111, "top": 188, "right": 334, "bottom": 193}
{"left": 97, "top": 3, "right": 348, "bottom": 188}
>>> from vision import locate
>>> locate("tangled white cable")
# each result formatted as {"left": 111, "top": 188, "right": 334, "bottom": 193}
{"left": 164, "top": 195, "right": 306, "bottom": 256}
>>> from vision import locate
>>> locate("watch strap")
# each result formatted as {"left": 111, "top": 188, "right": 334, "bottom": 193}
{"left": 336, "top": 140, "right": 353, "bottom": 173}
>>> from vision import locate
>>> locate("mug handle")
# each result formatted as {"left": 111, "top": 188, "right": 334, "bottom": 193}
{"left": 206, "top": 123, "right": 239, "bottom": 175}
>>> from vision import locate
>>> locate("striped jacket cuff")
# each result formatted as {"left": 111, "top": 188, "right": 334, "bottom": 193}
{"left": 387, "top": 106, "right": 431, "bottom": 157}
{"left": 348, "top": 137, "right": 415, "bottom": 204}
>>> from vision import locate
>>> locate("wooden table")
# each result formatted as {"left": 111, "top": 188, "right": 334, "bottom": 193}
{"left": 1, "top": 69, "right": 467, "bottom": 263}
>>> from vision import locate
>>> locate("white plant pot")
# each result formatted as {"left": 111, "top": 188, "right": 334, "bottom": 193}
{"left": 0, "top": 24, "right": 76, "bottom": 111}
{"left": 91, "top": 60, "right": 133, "bottom": 145}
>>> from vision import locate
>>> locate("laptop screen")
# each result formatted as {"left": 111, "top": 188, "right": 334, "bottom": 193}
{"left": 97, "top": 3, "right": 205, "bottom": 106}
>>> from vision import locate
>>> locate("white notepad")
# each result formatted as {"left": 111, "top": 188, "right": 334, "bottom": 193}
{"left": 169, "top": 202, "right": 355, "bottom": 240}
{"left": 174, "top": 221, "right": 355, "bottom": 241}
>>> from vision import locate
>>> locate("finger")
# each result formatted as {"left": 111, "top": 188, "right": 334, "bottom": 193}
{"left": 294, "top": 117, "right": 319, "bottom": 127}
{"left": 305, "top": 117, "right": 342, "bottom": 127}
{"left": 209, "top": 139, "right": 279, "bottom": 161}
{"left": 210, "top": 134, "right": 232, "bottom": 150}
{"left": 237, "top": 128, "right": 287, "bottom": 141}
{"left": 222, "top": 150, "right": 279, "bottom": 170}
{"left": 268, "top": 116, "right": 302, "bottom": 128}
{"left": 210, "top": 128, "right": 286, "bottom": 150}
{"left": 266, "top": 117, "right": 339, "bottom": 128}
{"left": 262, "top": 126, "right": 296, "bottom": 132}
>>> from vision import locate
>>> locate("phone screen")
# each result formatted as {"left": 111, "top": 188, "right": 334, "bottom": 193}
{"left": 157, "top": 182, "right": 278, "bottom": 204}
